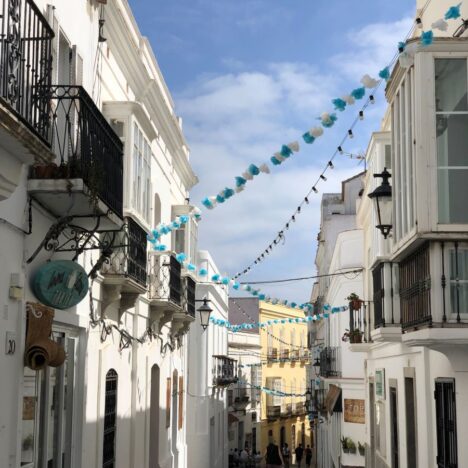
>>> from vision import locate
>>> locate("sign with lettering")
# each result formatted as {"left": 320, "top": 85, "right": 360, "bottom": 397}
{"left": 32, "top": 260, "right": 88, "bottom": 310}
{"left": 344, "top": 399, "right": 365, "bottom": 424}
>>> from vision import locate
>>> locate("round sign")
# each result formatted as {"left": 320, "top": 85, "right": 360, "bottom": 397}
{"left": 32, "top": 260, "right": 89, "bottom": 310}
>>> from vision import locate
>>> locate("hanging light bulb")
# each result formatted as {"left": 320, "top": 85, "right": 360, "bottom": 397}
{"left": 338, "top": 146, "right": 344, "bottom": 154}
{"left": 415, "top": 17, "right": 423, "bottom": 29}
{"left": 359, "top": 110, "right": 364, "bottom": 120}
{"left": 348, "top": 129, "right": 354, "bottom": 138}
{"left": 305, "top": 197, "right": 309, "bottom": 204}
{"left": 297, "top": 206, "right": 301, "bottom": 213}
{"left": 328, "top": 161, "right": 334, "bottom": 169}
{"left": 312, "top": 187, "right": 318, "bottom": 194}
{"left": 369, "top": 95, "right": 375, "bottom": 104}
{"left": 320, "top": 174, "right": 327, "bottom": 181}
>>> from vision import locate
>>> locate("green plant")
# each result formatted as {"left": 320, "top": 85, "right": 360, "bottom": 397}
{"left": 346, "top": 293, "right": 360, "bottom": 301}
{"left": 358, "top": 442, "right": 365, "bottom": 455}
{"left": 341, "top": 436, "right": 347, "bottom": 449}
{"left": 22, "top": 434, "right": 34, "bottom": 451}
{"left": 347, "top": 439, "right": 356, "bottom": 450}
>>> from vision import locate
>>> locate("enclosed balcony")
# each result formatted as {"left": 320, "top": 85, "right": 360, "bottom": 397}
{"left": 172, "top": 274, "right": 197, "bottom": 337}
{"left": 28, "top": 85, "right": 123, "bottom": 223}
{"left": 348, "top": 300, "right": 372, "bottom": 352}
{"left": 293, "top": 401, "right": 307, "bottom": 416}
{"left": 267, "top": 347, "right": 278, "bottom": 362}
{"left": 279, "top": 348, "right": 290, "bottom": 361}
{"left": 290, "top": 349, "right": 300, "bottom": 361}
{"left": 280, "top": 403, "right": 292, "bottom": 418}
{"left": 212, "top": 356, "right": 238, "bottom": 387}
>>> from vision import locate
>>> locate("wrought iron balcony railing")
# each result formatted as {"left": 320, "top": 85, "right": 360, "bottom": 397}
{"left": 148, "top": 253, "right": 182, "bottom": 307}
{"left": 280, "top": 349, "right": 289, "bottom": 360}
{"left": 400, "top": 243, "right": 432, "bottom": 331}
{"left": 267, "top": 405, "right": 281, "bottom": 420}
{"left": 319, "top": 347, "right": 341, "bottom": 378}
{"left": 290, "top": 349, "right": 299, "bottom": 361}
{"left": 267, "top": 347, "right": 278, "bottom": 361}
{"left": 294, "top": 401, "right": 306, "bottom": 415}
{"left": 0, "top": 0, "right": 53, "bottom": 143}
{"left": 31, "top": 85, "right": 124, "bottom": 217}
{"left": 280, "top": 403, "right": 292, "bottom": 418}
{"left": 101, "top": 217, "right": 147, "bottom": 287}
{"left": 349, "top": 301, "right": 370, "bottom": 343}
{"left": 182, "top": 275, "right": 196, "bottom": 317}
{"left": 212, "top": 355, "right": 238, "bottom": 387}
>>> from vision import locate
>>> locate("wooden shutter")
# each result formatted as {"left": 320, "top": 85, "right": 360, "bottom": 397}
{"left": 70, "top": 45, "right": 83, "bottom": 86}
{"left": 178, "top": 376, "right": 184, "bottom": 430}
{"left": 166, "top": 378, "right": 171, "bottom": 428}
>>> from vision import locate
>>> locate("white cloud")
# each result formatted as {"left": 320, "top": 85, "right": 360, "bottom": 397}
{"left": 177, "top": 14, "right": 412, "bottom": 303}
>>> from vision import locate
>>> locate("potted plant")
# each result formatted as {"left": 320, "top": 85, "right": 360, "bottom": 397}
{"left": 342, "top": 329, "right": 350, "bottom": 342}
{"left": 358, "top": 441, "right": 365, "bottom": 456}
{"left": 341, "top": 436, "right": 349, "bottom": 454}
{"left": 346, "top": 293, "right": 363, "bottom": 311}
{"left": 350, "top": 329, "right": 363, "bottom": 344}
{"left": 32, "top": 162, "right": 58, "bottom": 179}
{"left": 347, "top": 438, "right": 357, "bottom": 454}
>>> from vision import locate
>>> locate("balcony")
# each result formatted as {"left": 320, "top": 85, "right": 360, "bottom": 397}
{"left": 293, "top": 402, "right": 307, "bottom": 416}
{"left": 172, "top": 274, "right": 197, "bottom": 337}
{"left": 279, "top": 349, "right": 289, "bottom": 361}
{"left": 99, "top": 218, "right": 147, "bottom": 314}
{"left": 233, "top": 388, "right": 250, "bottom": 409}
{"left": 348, "top": 301, "right": 372, "bottom": 352}
{"left": 290, "top": 349, "right": 299, "bottom": 361}
{"left": 266, "top": 405, "right": 281, "bottom": 421}
{"left": 148, "top": 252, "right": 182, "bottom": 332}
{"left": 213, "top": 356, "right": 238, "bottom": 387}
{"left": 280, "top": 403, "right": 292, "bottom": 418}
{"left": 299, "top": 349, "right": 310, "bottom": 361}
{"left": 267, "top": 347, "right": 278, "bottom": 361}
{"left": 0, "top": 0, "right": 54, "bottom": 199}
{"left": 319, "top": 347, "right": 341, "bottom": 378}
{"left": 28, "top": 85, "right": 123, "bottom": 224}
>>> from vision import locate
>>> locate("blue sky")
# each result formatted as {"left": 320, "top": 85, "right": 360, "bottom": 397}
{"left": 129, "top": 0, "right": 416, "bottom": 304}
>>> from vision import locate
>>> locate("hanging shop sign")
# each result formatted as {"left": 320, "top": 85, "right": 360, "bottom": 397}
{"left": 344, "top": 399, "right": 365, "bottom": 424}
{"left": 32, "top": 260, "right": 88, "bottom": 310}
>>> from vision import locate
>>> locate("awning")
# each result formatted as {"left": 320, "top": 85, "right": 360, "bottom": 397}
{"left": 324, "top": 384, "right": 342, "bottom": 414}
{"left": 228, "top": 413, "right": 239, "bottom": 425}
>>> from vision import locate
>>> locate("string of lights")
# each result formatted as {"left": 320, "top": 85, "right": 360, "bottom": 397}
{"left": 231, "top": 6, "right": 444, "bottom": 279}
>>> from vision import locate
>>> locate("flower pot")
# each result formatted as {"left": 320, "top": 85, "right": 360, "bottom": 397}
{"left": 351, "top": 299, "right": 362, "bottom": 311}
{"left": 351, "top": 333, "right": 363, "bottom": 344}
{"left": 358, "top": 447, "right": 365, "bottom": 456}
{"left": 33, "top": 163, "right": 57, "bottom": 179}
{"left": 348, "top": 447, "right": 357, "bottom": 454}
{"left": 343, "top": 448, "right": 349, "bottom": 454}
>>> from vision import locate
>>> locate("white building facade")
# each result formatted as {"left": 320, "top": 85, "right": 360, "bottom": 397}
{"left": 186, "top": 250, "right": 230, "bottom": 468}
{"left": 0, "top": 1, "right": 203, "bottom": 467}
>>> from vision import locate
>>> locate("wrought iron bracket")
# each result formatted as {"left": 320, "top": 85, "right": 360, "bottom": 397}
{"left": 26, "top": 214, "right": 128, "bottom": 274}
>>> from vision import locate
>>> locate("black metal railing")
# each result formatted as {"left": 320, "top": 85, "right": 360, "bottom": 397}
{"left": 281, "top": 403, "right": 292, "bottom": 417}
{"left": 294, "top": 402, "right": 307, "bottom": 415}
{"left": 267, "top": 405, "right": 281, "bottom": 420}
{"left": 0, "top": 0, "right": 53, "bottom": 143}
{"left": 148, "top": 253, "right": 182, "bottom": 306}
{"left": 267, "top": 347, "right": 278, "bottom": 361}
{"left": 319, "top": 347, "right": 341, "bottom": 378}
{"left": 101, "top": 217, "right": 147, "bottom": 287}
{"left": 373, "top": 263, "right": 385, "bottom": 328}
{"left": 32, "top": 85, "right": 124, "bottom": 217}
{"left": 212, "top": 355, "right": 238, "bottom": 386}
{"left": 280, "top": 349, "right": 289, "bottom": 361}
{"left": 314, "top": 388, "right": 326, "bottom": 414}
{"left": 182, "top": 275, "right": 196, "bottom": 317}
{"left": 400, "top": 243, "right": 432, "bottom": 330}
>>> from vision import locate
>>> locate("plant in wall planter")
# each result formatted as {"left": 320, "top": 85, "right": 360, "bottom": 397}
{"left": 347, "top": 438, "right": 357, "bottom": 454}
{"left": 350, "top": 329, "right": 363, "bottom": 344}
{"left": 346, "top": 293, "right": 363, "bottom": 311}
{"left": 341, "top": 436, "right": 349, "bottom": 453}
{"left": 358, "top": 442, "right": 365, "bottom": 456}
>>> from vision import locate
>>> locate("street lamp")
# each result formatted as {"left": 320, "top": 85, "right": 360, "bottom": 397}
{"left": 368, "top": 168, "right": 392, "bottom": 239}
{"left": 312, "top": 358, "right": 321, "bottom": 377}
{"left": 196, "top": 298, "right": 213, "bottom": 331}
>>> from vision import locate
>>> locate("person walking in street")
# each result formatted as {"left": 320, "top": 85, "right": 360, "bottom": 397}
{"left": 239, "top": 447, "right": 249, "bottom": 467}
{"left": 282, "top": 443, "right": 291, "bottom": 467}
{"left": 295, "top": 444, "right": 304, "bottom": 468}
{"left": 305, "top": 445, "right": 312, "bottom": 468}
{"left": 264, "top": 438, "right": 284, "bottom": 467}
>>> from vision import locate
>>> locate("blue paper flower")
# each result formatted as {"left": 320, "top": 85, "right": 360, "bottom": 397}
{"left": 351, "top": 87, "right": 366, "bottom": 100}
{"left": 290, "top": 302, "right": 297, "bottom": 308}
{"left": 233, "top": 282, "right": 240, "bottom": 290}
{"left": 180, "top": 215, "right": 189, "bottom": 224}
{"left": 235, "top": 176, "right": 247, "bottom": 187}
{"left": 154, "top": 244, "right": 166, "bottom": 251}
{"left": 152, "top": 229, "right": 160, "bottom": 239}
{"left": 147, "top": 233, "right": 155, "bottom": 243}
{"left": 259, "top": 294, "right": 266, "bottom": 300}
{"left": 176, "top": 252, "right": 187, "bottom": 263}
{"left": 270, "top": 156, "right": 282, "bottom": 165}
{"left": 201, "top": 197, "right": 214, "bottom": 209}
{"left": 198, "top": 268, "right": 208, "bottom": 276}
{"left": 302, "top": 132, "right": 315, "bottom": 144}
{"left": 320, "top": 113, "right": 338, "bottom": 128}
{"left": 280, "top": 145, "right": 293, "bottom": 158}
{"left": 332, "top": 98, "right": 347, "bottom": 112}
{"left": 248, "top": 164, "right": 260, "bottom": 176}
{"left": 223, "top": 187, "right": 235, "bottom": 199}
{"left": 420, "top": 30, "right": 434, "bottom": 46}
{"left": 211, "top": 274, "right": 220, "bottom": 282}
{"left": 216, "top": 194, "right": 225, "bottom": 204}
{"left": 445, "top": 3, "right": 462, "bottom": 20}
{"left": 187, "top": 263, "right": 196, "bottom": 271}
{"left": 379, "top": 67, "right": 390, "bottom": 81}
{"left": 171, "top": 221, "right": 181, "bottom": 229}
{"left": 221, "top": 277, "right": 230, "bottom": 285}
{"left": 398, "top": 41, "right": 406, "bottom": 52}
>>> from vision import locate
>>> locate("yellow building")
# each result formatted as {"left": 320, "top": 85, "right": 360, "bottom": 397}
{"left": 259, "top": 301, "right": 312, "bottom": 458}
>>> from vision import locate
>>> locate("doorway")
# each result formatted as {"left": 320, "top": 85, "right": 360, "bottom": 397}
{"left": 369, "top": 381, "right": 376, "bottom": 468}
{"left": 149, "top": 365, "right": 160, "bottom": 468}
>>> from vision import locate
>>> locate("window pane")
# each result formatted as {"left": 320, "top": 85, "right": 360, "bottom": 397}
{"left": 438, "top": 169, "right": 468, "bottom": 223}
{"left": 21, "top": 368, "right": 39, "bottom": 465}
{"left": 435, "top": 59, "right": 468, "bottom": 112}
{"left": 437, "top": 114, "right": 468, "bottom": 167}
{"left": 385, "top": 144, "right": 392, "bottom": 169}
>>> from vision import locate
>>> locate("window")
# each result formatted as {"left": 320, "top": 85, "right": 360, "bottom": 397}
{"left": 405, "top": 377, "right": 417, "bottom": 467}
{"left": 435, "top": 379, "right": 458, "bottom": 468}
{"left": 449, "top": 246, "right": 468, "bottom": 318}
{"left": 132, "top": 123, "right": 152, "bottom": 222}
{"left": 384, "top": 144, "right": 392, "bottom": 169}
{"left": 103, "top": 369, "right": 118, "bottom": 468}
{"left": 21, "top": 333, "right": 77, "bottom": 468}
{"left": 435, "top": 59, "right": 468, "bottom": 224}
{"left": 390, "top": 386, "right": 399, "bottom": 468}
{"left": 375, "top": 401, "right": 386, "bottom": 456}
